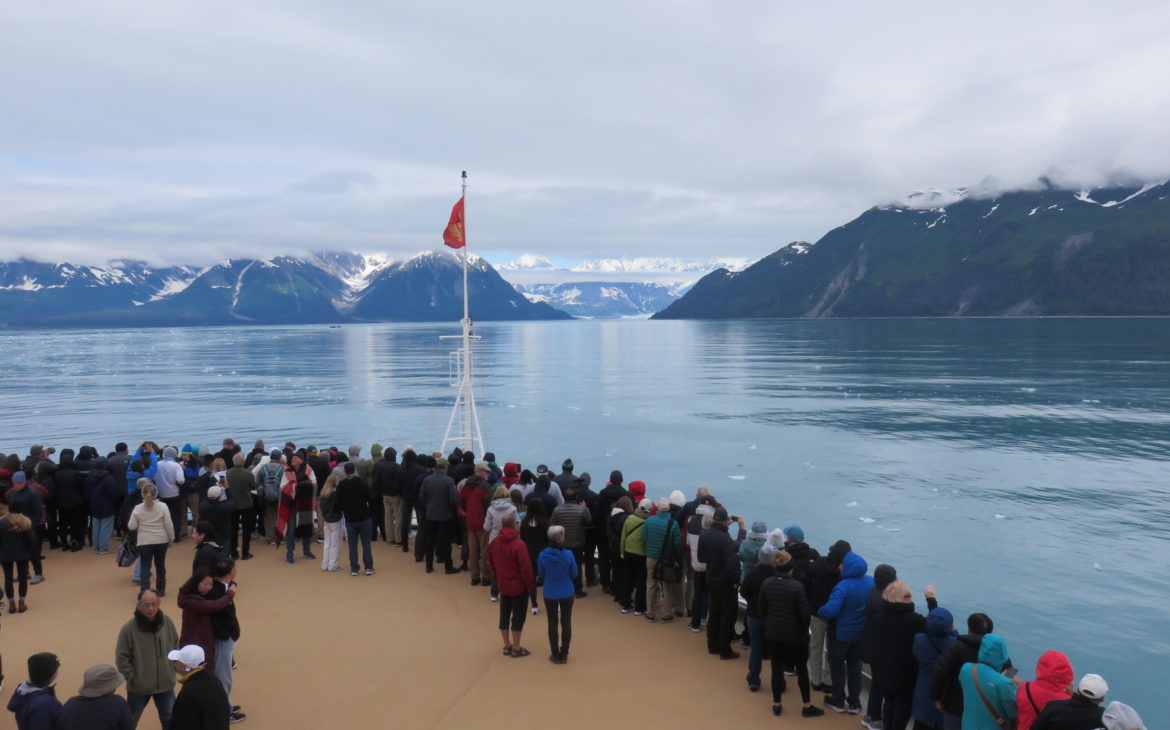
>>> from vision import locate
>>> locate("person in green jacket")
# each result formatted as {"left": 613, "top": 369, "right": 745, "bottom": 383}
{"left": 619, "top": 499, "right": 651, "bottom": 616}
{"left": 225, "top": 454, "right": 256, "bottom": 560}
{"left": 115, "top": 588, "right": 179, "bottom": 729}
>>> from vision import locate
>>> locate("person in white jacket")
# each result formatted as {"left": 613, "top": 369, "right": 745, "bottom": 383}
{"left": 128, "top": 481, "right": 176, "bottom": 596}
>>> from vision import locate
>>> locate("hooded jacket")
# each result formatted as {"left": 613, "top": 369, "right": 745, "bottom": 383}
{"left": 872, "top": 595, "right": 938, "bottom": 695}
{"left": 932, "top": 632, "right": 1004, "bottom": 717}
{"left": 53, "top": 450, "right": 86, "bottom": 510}
{"left": 863, "top": 563, "right": 898, "bottom": 663}
{"left": 697, "top": 522, "right": 740, "bottom": 587}
{"left": 958, "top": 634, "right": 1017, "bottom": 730}
{"left": 758, "top": 570, "right": 811, "bottom": 645}
{"left": 488, "top": 526, "right": 534, "bottom": 596}
{"left": 502, "top": 462, "right": 520, "bottom": 488}
{"left": 913, "top": 607, "right": 957, "bottom": 727}
{"left": 85, "top": 459, "right": 122, "bottom": 519}
{"left": 1017, "top": 651, "right": 1074, "bottom": 730}
{"left": 538, "top": 545, "right": 578, "bottom": 600}
{"left": 372, "top": 448, "right": 398, "bottom": 497}
{"left": 817, "top": 551, "right": 875, "bottom": 642}
{"left": 393, "top": 452, "right": 426, "bottom": 502}
{"left": 7, "top": 682, "right": 62, "bottom": 730}
{"left": 459, "top": 475, "right": 492, "bottom": 531}
{"left": 483, "top": 498, "right": 517, "bottom": 543}
{"left": 807, "top": 539, "right": 850, "bottom": 613}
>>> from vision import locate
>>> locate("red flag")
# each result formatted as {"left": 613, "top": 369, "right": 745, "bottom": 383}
{"left": 443, "top": 197, "right": 466, "bottom": 249}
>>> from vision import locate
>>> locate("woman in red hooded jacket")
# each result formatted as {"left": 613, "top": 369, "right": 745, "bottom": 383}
{"left": 1016, "top": 650, "right": 1074, "bottom": 730}
{"left": 487, "top": 514, "right": 535, "bottom": 658}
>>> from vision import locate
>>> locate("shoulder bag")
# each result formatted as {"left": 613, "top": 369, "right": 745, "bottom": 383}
{"left": 651, "top": 520, "right": 683, "bottom": 583}
{"left": 971, "top": 664, "right": 1017, "bottom": 730}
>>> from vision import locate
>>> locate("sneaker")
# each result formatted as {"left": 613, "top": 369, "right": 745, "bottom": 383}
{"left": 303, "top": 552, "right": 316, "bottom": 560}
{"left": 231, "top": 659, "right": 237, "bottom": 670}
{"left": 802, "top": 706, "right": 826, "bottom": 718}
{"left": 862, "top": 716, "right": 884, "bottom": 730}
{"left": 315, "top": 537, "right": 325, "bottom": 543}
{"left": 232, "top": 705, "right": 241, "bottom": 713}
{"left": 824, "top": 699, "right": 848, "bottom": 714}
{"left": 328, "top": 566, "right": 342, "bottom": 571}
{"left": 689, "top": 623, "right": 702, "bottom": 633}
{"left": 633, "top": 611, "right": 644, "bottom": 616}
{"left": 620, "top": 607, "right": 630, "bottom": 614}
{"left": 351, "top": 570, "right": 359, "bottom": 576}
{"left": 229, "top": 711, "right": 246, "bottom": 723}
{"left": 531, "top": 606, "right": 539, "bottom": 615}
{"left": 285, "top": 554, "right": 295, "bottom": 564}
{"left": 772, "top": 704, "right": 783, "bottom": 717}
{"left": 490, "top": 595, "right": 498, "bottom": 602}
{"left": 847, "top": 702, "right": 863, "bottom": 715}
{"left": 29, "top": 576, "right": 44, "bottom": 585}
{"left": 364, "top": 568, "right": 375, "bottom": 576}
{"left": 644, "top": 615, "right": 657, "bottom": 623}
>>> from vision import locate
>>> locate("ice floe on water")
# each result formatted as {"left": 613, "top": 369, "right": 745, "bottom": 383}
{"left": 845, "top": 501, "right": 859, "bottom": 507}
{"left": 859, "top": 516, "right": 875, "bottom": 524}
{"left": 886, "top": 527, "right": 901, "bottom": 533}
{"left": 749, "top": 444, "right": 758, "bottom": 450}
{"left": 994, "top": 514, "right": 1006, "bottom": 519}
{"left": 803, "top": 462, "right": 816, "bottom": 469}
{"left": 1020, "top": 387, "right": 1036, "bottom": 393}
{"left": 1082, "top": 399, "right": 1101, "bottom": 404}
{"left": 728, "top": 475, "right": 745, "bottom": 480}
{"left": 1093, "top": 562, "right": 1102, "bottom": 571}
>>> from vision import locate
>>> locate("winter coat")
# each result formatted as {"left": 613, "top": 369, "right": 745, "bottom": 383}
{"left": 484, "top": 498, "right": 517, "bottom": 543}
{"left": 372, "top": 451, "right": 399, "bottom": 497}
{"left": 525, "top": 476, "right": 558, "bottom": 515}
{"left": 520, "top": 514, "right": 549, "bottom": 563}
{"left": 538, "top": 545, "right": 578, "bottom": 600}
{"left": 785, "top": 540, "right": 820, "bottom": 591}
{"left": 619, "top": 513, "right": 647, "bottom": 558}
{"left": 336, "top": 476, "right": 374, "bottom": 523}
{"left": 395, "top": 455, "right": 426, "bottom": 503}
{"left": 958, "top": 634, "right": 1017, "bottom": 730}
{"left": 817, "top": 551, "right": 875, "bottom": 642}
{"left": 863, "top": 563, "right": 899, "bottom": 663}
{"left": 1017, "top": 650, "right": 1074, "bottom": 730}
{"left": 872, "top": 597, "right": 937, "bottom": 695}
{"left": 128, "top": 500, "right": 175, "bottom": 546}
{"left": 0, "top": 524, "right": 37, "bottom": 562}
{"left": 488, "top": 526, "right": 534, "bottom": 596}
{"left": 740, "top": 563, "right": 775, "bottom": 619}
{"left": 177, "top": 587, "right": 235, "bottom": 673}
{"left": 85, "top": 461, "right": 122, "bottom": 519}
{"left": 913, "top": 607, "right": 957, "bottom": 728}
{"left": 170, "top": 668, "right": 229, "bottom": 730}
{"left": 125, "top": 449, "right": 158, "bottom": 488}
{"left": 931, "top": 633, "right": 997, "bottom": 717}
{"left": 58, "top": 693, "right": 134, "bottom": 730}
{"left": 197, "top": 498, "right": 234, "bottom": 548}
{"left": 419, "top": 473, "right": 458, "bottom": 522}
{"left": 116, "top": 612, "right": 179, "bottom": 696}
{"left": 502, "top": 462, "right": 520, "bottom": 488}
{"left": 737, "top": 531, "right": 767, "bottom": 581}
{"left": 550, "top": 501, "right": 591, "bottom": 549}
{"left": 807, "top": 539, "right": 851, "bottom": 613}
{"left": 593, "top": 484, "right": 630, "bottom": 528}
{"left": 4, "top": 485, "right": 44, "bottom": 526}
{"left": 698, "top": 523, "right": 740, "bottom": 587}
{"left": 225, "top": 466, "right": 254, "bottom": 510}
{"left": 758, "top": 573, "right": 812, "bottom": 645}
{"left": 53, "top": 452, "right": 86, "bottom": 510}
{"left": 1031, "top": 693, "right": 1105, "bottom": 730}
{"left": 6, "top": 682, "right": 62, "bottom": 730}
{"left": 459, "top": 476, "right": 492, "bottom": 531}
{"left": 642, "top": 511, "right": 681, "bottom": 562}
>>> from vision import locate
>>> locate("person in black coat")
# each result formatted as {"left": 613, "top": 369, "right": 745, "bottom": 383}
{"left": 1032, "top": 674, "right": 1109, "bottom": 730}
{"left": 196, "top": 489, "right": 233, "bottom": 559}
{"left": 53, "top": 449, "right": 88, "bottom": 551}
{"left": 593, "top": 472, "right": 630, "bottom": 593}
{"left": 86, "top": 458, "right": 123, "bottom": 555}
{"left": 191, "top": 522, "right": 224, "bottom": 576}
{"left": 57, "top": 663, "right": 134, "bottom": 730}
{"left": 393, "top": 450, "right": 426, "bottom": 553}
{"left": 758, "top": 549, "right": 825, "bottom": 717}
{"left": 863, "top": 563, "right": 899, "bottom": 725}
{"left": 372, "top": 447, "right": 399, "bottom": 545}
{"left": 929, "top": 612, "right": 1000, "bottom": 727}
{"left": 697, "top": 507, "right": 742, "bottom": 660}
{"left": 168, "top": 645, "right": 229, "bottom": 730}
{"left": 871, "top": 580, "right": 938, "bottom": 730}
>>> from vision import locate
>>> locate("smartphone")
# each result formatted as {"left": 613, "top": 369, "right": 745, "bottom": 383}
{"left": 1004, "top": 667, "right": 1018, "bottom": 678}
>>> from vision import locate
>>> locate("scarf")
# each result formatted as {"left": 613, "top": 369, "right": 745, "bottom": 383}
{"left": 134, "top": 609, "right": 164, "bottom": 634}
{"left": 275, "top": 466, "right": 316, "bottom": 545}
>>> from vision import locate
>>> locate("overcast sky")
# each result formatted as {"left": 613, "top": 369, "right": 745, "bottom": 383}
{"left": 3, "top": 2, "right": 1169, "bottom": 268}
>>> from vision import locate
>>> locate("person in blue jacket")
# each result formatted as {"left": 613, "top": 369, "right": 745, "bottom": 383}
{"left": 913, "top": 606, "right": 958, "bottom": 729}
{"left": 818, "top": 551, "right": 875, "bottom": 714}
{"left": 538, "top": 524, "right": 578, "bottom": 665}
{"left": 957, "top": 634, "right": 1017, "bottom": 730}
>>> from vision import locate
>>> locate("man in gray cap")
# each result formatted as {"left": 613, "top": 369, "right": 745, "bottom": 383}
{"left": 58, "top": 664, "right": 133, "bottom": 730}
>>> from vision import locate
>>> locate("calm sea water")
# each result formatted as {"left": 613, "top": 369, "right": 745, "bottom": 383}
{"left": 3, "top": 318, "right": 1168, "bottom": 715}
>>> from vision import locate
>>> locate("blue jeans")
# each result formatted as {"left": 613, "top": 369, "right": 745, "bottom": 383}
{"left": 745, "top": 615, "right": 767, "bottom": 688}
{"left": 346, "top": 518, "right": 373, "bottom": 571}
{"left": 827, "top": 635, "right": 862, "bottom": 706}
{"left": 213, "top": 638, "right": 235, "bottom": 708}
{"left": 91, "top": 516, "right": 114, "bottom": 553}
{"left": 688, "top": 571, "right": 709, "bottom": 629}
{"left": 128, "top": 689, "right": 175, "bottom": 729}
{"left": 137, "top": 543, "right": 168, "bottom": 588}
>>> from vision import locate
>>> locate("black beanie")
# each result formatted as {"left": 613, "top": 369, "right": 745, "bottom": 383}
{"left": 28, "top": 652, "right": 60, "bottom": 686}
{"left": 609, "top": 470, "right": 623, "bottom": 485}
{"left": 563, "top": 459, "right": 573, "bottom": 471}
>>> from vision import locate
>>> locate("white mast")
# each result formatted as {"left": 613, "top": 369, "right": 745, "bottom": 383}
{"left": 441, "top": 170, "right": 486, "bottom": 456}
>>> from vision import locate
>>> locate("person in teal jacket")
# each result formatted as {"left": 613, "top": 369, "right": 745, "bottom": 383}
{"left": 958, "top": 633, "right": 1018, "bottom": 730}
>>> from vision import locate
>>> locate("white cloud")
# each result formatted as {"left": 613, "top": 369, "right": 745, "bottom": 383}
{"left": 2, "top": 1, "right": 1169, "bottom": 266}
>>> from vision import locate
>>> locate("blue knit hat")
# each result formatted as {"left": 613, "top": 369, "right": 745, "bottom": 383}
{"left": 784, "top": 525, "right": 804, "bottom": 543}
{"left": 12, "top": 471, "right": 27, "bottom": 484}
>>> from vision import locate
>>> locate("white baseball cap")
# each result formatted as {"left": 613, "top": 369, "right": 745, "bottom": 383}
{"left": 1078, "top": 673, "right": 1108, "bottom": 701}
{"left": 167, "top": 645, "right": 206, "bottom": 669}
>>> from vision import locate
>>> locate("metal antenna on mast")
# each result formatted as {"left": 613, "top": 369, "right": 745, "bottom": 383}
{"left": 440, "top": 170, "right": 486, "bottom": 455}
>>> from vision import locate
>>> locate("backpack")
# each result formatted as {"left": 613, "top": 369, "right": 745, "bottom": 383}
{"left": 260, "top": 463, "right": 284, "bottom": 503}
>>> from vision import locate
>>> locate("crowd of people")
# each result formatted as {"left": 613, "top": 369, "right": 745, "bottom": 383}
{"left": 0, "top": 438, "right": 1149, "bottom": 730}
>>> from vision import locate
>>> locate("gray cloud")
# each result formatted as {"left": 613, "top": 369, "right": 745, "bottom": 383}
{"left": 2, "top": 2, "right": 1169, "bottom": 267}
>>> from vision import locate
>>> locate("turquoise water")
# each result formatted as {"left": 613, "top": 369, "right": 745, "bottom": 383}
{"left": 2, "top": 318, "right": 1168, "bottom": 715}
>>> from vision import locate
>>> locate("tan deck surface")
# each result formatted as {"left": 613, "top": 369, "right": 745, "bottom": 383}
{"left": 3, "top": 539, "right": 862, "bottom": 729}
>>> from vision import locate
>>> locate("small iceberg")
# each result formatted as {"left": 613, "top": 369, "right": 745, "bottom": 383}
{"left": 728, "top": 475, "right": 746, "bottom": 481}
{"left": 994, "top": 514, "right": 1006, "bottom": 520}
{"left": 886, "top": 527, "right": 901, "bottom": 533}
{"left": 845, "top": 501, "right": 859, "bottom": 508}
{"left": 859, "top": 516, "right": 875, "bottom": 524}
{"left": 748, "top": 444, "right": 758, "bottom": 450}
{"left": 1020, "top": 387, "right": 1036, "bottom": 393}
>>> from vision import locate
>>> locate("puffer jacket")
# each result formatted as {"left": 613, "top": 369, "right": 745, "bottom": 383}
{"left": 817, "top": 551, "right": 874, "bottom": 642}
{"left": 6, "top": 682, "right": 62, "bottom": 730}
{"left": 872, "top": 596, "right": 937, "bottom": 695}
{"left": 958, "top": 634, "right": 1017, "bottom": 730}
{"left": 1016, "top": 650, "right": 1074, "bottom": 730}
{"left": 758, "top": 572, "right": 811, "bottom": 645}
{"left": 863, "top": 563, "right": 898, "bottom": 663}
{"left": 550, "top": 501, "right": 592, "bottom": 549}
{"left": 913, "top": 607, "right": 957, "bottom": 727}
{"left": 538, "top": 545, "right": 578, "bottom": 600}
{"left": 85, "top": 459, "right": 122, "bottom": 519}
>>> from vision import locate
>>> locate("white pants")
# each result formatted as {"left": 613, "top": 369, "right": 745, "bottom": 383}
{"left": 323, "top": 521, "right": 343, "bottom": 570}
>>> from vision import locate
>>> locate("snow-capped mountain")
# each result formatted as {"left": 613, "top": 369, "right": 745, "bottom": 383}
{"left": 0, "top": 251, "right": 569, "bottom": 326}
{"left": 515, "top": 281, "right": 688, "bottom": 319}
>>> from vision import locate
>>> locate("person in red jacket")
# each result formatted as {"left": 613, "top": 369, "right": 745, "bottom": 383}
{"left": 487, "top": 514, "right": 535, "bottom": 658}
{"left": 1016, "top": 650, "right": 1074, "bottom": 730}
{"left": 459, "top": 464, "right": 493, "bottom": 586}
